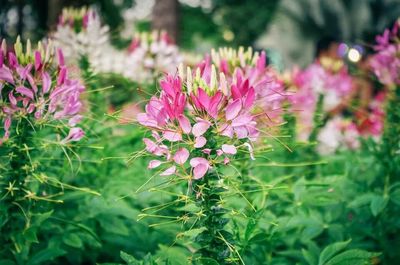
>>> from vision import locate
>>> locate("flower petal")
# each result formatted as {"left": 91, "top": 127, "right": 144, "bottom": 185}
{"left": 148, "top": 160, "right": 162, "bottom": 169}
{"left": 192, "top": 121, "right": 210, "bottom": 137}
{"left": 193, "top": 164, "right": 208, "bottom": 180}
{"left": 173, "top": 148, "right": 189, "bottom": 165}
{"left": 16, "top": 86, "right": 34, "bottom": 99}
{"left": 0, "top": 67, "right": 14, "bottom": 83}
{"left": 194, "top": 136, "right": 207, "bottom": 148}
{"left": 226, "top": 99, "right": 242, "bottom": 121}
{"left": 42, "top": 71, "right": 51, "bottom": 94}
{"left": 178, "top": 115, "right": 191, "bottom": 134}
{"left": 222, "top": 144, "right": 237, "bottom": 155}
{"left": 160, "top": 165, "right": 176, "bottom": 176}
{"left": 163, "top": 130, "right": 182, "bottom": 142}
{"left": 190, "top": 157, "right": 209, "bottom": 168}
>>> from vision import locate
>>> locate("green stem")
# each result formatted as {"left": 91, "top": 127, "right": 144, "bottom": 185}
{"left": 380, "top": 87, "right": 400, "bottom": 182}
{"left": 195, "top": 170, "right": 233, "bottom": 264}
{"left": 1, "top": 119, "right": 33, "bottom": 261}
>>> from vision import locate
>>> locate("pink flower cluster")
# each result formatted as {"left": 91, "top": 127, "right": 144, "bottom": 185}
{"left": 370, "top": 20, "right": 400, "bottom": 87}
{"left": 58, "top": 7, "right": 97, "bottom": 30}
{"left": 207, "top": 47, "right": 285, "bottom": 125}
{"left": 355, "top": 92, "right": 385, "bottom": 138}
{"left": 137, "top": 64, "right": 259, "bottom": 180}
{"left": 288, "top": 60, "right": 353, "bottom": 140}
{"left": 125, "top": 31, "right": 182, "bottom": 80}
{"left": 0, "top": 39, "right": 85, "bottom": 144}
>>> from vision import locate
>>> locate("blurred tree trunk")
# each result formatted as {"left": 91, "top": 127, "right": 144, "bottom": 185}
{"left": 152, "top": 0, "right": 179, "bottom": 42}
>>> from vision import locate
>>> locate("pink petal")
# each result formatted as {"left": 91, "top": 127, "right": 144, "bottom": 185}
{"left": 4, "top": 116, "right": 11, "bottom": 130}
{"left": 68, "top": 115, "right": 82, "bottom": 126}
{"left": 137, "top": 113, "right": 158, "bottom": 127}
{"left": 209, "top": 92, "right": 223, "bottom": 118}
{"left": 143, "top": 138, "right": 168, "bottom": 156}
{"left": 16, "top": 86, "right": 34, "bottom": 99}
{"left": 163, "top": 130, "right": 182, "bottom": 142}
{"left": 160, "top": 165, "right": 176, "bottom": 176}
{"left": 244, "top": 88, "right": 255, "bottom": 109}
{"left": 193, "top": 164, "right": 208, "bottom": 179}
{"left": 57, "top": 49, "right": 65, "bottom": 66}
{"left": 62, "top": 127, "right": 84, "bottom": 144}
{"left": 190, "top": 157, "right": 209, "bottom": 167}
{"left": 197, "top": 88, "right": 210, "bottom": 109}
{"left": 8, "top": 92, "right": 17, "bottom": 106}
{"left": 34, "top": 51, "right": 42, "bottom": 71}
{"left": 194, "top": 136, "right": 207, "bottom": 148}
{"left": 226, "top": 99, "right": 242, "bottom": 121}
{"left": 0, "top": 67, "right": 14, "bottom": 83}
{"left": 232, "top": 114, "right": 252, "bottom": 127}
{"left": 222, "top": 144, "right": 237, "bottom": 155}
{"left": 173, "top": 148, "right": 189, "bottom": 165}
{"left": 148, "top": 160, "right": 162, "bottom": 169}
{"left": 202, "top": 148, "right": 211, "bottom": 154}
{"left": 234, "top": 126, "right": 249, "bottom": 139}
{"left": 192, "top": 121, "right": 210, "bottom": 137}
{"left": 152, "top": 131, "right": 161, "bottom": 140}
{"left": 220, "top": 124, "right": 234, "bottom": 138}
{"left": 178, "top": 115, "right": 191, "bottom": 134}
{"left": 216, "top": 149, "right": 223, "bottom": 156}
{"left": 57, "top": 67, "right": 67, "bottom": 86}
{"left": 224, "top": 157, "right": 230, "bottom": 165}
{"left": 42, "top": 71, "right": 51, "bottom": 94}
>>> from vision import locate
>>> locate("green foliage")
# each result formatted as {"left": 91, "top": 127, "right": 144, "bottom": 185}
{"left": 211, "top": 0, "right": 281, "bottom": 46}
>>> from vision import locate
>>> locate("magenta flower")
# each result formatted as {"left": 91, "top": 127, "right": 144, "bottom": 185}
{"left": 288, "top": 59, "right": 354, "bottom": 140}
{"left": 137, "top": 59, "right": 263, "bottom": 182}
{"left": 370, "top": 20, "right": 400, "bottom": 87}
{"left": 0, "top": 38, "right": 85, "bottom": 144}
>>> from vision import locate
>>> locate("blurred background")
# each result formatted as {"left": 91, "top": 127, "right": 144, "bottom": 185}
{"left": 1, "top": 0, "right": 399, "bottom": 68}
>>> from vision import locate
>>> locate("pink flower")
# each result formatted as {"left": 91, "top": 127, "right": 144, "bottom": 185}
{"left": 190, "top": 157, "right": 210, "bottom": 180}
{"left": 190, "top": 88, "right": 224, "bottom": 119}
{"left": 0, "top": 39, "right": 85, "bottom": 144}
{"left": 137, "top": 97, "right": 168, "bottom": 128}
{"left": 143, "top": 138, "right": 169, "bottom": 157}
{"left": 62, "top": 127, "right": 84, "bottom": 144}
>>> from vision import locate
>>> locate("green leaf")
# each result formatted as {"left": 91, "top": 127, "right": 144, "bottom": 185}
{"left": 302, "top": 223, "right": 324, "bottom": 240}
{"left": 32, "top": 210, "right": 53, "bottom": 226}
{"left": 390, "top": 188, "right": 400, "bottom": 205}
{"left": 0, "top": 260, "right": 16, "bottom": 265}
{"left": 179, "top": 227, "right": 206, "bottom": 238}
{"left": 63, "top": 233, "right": 83, "bottom": 248}
{"left": 318, "top": 239, "right": 351, "bottom": 265}
{"left": 302, "top": 248, "right": 317, "bottom": 265}
{"left": 23, "top": 227, "right": 39, "bottom": 244}
{"left": 120, "top": 251, "right": 139, "bottom": 265}
{"left": 198, "top": 257, "right": 220, "bottom": 265}
{"left": 325, "top": 249, "right": 379, "bottom": 265}
{"left": 244, "top": 217, "right": 258, "bottom": 242}
{"left": 370, "top": 195, "right": 388, "bottom": 216}
{"left": 27, "top": 248, "right": 66, "bottom": 265}
{"left": 348, "top": 194, "right": 373, "bottom": 208}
